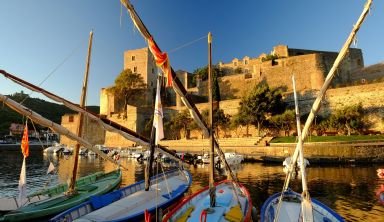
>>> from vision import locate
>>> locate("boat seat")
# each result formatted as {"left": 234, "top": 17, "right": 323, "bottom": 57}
{"left": 224, "top": 205, "right": 243, "bottom": 222}
{"left": 175, "top": 206, "right": 195, "bottom": 222}
{"left": 0, "top": 197, "right": 19, "bottom": 211}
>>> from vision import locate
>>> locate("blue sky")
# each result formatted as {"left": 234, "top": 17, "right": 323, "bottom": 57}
{"left": 0, "top": 0, "right": 382, "bottom": 106}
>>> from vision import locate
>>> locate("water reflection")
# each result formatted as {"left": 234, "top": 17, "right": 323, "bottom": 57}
{"left": 0, "top": 147, "right": 383, "bottom": 221}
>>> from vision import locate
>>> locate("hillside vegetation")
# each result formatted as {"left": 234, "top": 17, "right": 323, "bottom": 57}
{"left": 0, "top": 92, "right": 99, "bottom": 135}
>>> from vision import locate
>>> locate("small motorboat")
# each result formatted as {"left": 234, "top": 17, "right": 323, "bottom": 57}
{"left": 283, "top": 156, "right": 310, "bottom": 176}
{"left": 43, "top": 142, "right": 65, "bottom": 154}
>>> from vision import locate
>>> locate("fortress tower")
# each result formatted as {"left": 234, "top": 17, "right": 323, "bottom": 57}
{"left": 124, "top": 47, "right": 158, "bottom": 105}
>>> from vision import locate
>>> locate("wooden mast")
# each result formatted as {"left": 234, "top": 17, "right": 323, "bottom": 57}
{"left": 68, "top": 31, "right": 93, "bottom": 193}
{"left": 120, "top": 0, "right": 238, "bottom": 182}
{"left": 145, "top": 75, "right": 164, "bottom": 191}
{"left": 208, "top": 32, "right": 216, "bottom": 207}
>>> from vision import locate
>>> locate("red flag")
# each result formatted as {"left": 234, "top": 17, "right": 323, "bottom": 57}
{"left": 148, "top": 37, "right": 173, "bottom": 87}
{"left": 21, "top": 124, "right": 29, "bottom": 158}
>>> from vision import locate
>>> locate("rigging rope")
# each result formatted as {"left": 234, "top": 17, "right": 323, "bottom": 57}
{"left": 168, "top": 35, "right": 207, "bottom": 54}
{"left": 19, "top": 38, "right": 87, "bottom": 106}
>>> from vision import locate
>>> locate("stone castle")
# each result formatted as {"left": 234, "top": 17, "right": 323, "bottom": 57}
{"left": 60, "top": 45, "right": 384, "bottom": 146}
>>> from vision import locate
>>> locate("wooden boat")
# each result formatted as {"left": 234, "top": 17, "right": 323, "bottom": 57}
{"left": 161, "top": 32, "right": 255, "bottom": 222}
{"left": 0, "top": 169, "right": 122, "bottom": 222}
{"left": 50, "top": 169, "right": 191, "bottom": 222}
{"left": 163, "top": 180, "right": 253, "bottom": 222}
{"left": 260, "top": 189, "right": 344, "bottom": 222}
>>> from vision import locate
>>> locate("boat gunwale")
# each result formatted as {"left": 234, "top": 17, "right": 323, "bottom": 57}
{"left": 260, "top": 189, "right": 345, "bottom": 222}
{"left": 50, "top": 169, "right": 192, "bottom": 222}
{"left": 162, "top": 179, "right": 252, "bottom": 222}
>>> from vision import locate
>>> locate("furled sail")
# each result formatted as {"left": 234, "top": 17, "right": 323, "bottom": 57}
{"left": 120, "top": 0, "right": 238, "bottom": 181}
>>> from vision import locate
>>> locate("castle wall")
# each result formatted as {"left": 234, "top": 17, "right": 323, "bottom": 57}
{"left": 284, "top": 82, "right": 384, "bottom": 131}
{"left": 350, "top": 63, "right": 384, "bottom": 83}
{"left": 60, "top": 114, "right": 105, "bottom": 146}
{"left": 199, "top": 54, "right": 327, "bottom": 99}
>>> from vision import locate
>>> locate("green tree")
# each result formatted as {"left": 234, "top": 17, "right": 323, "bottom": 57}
{"left": 201, "top": 109, "right": 230, "bottom": 138}
{"left": 108, "top": 69, "right": 147, "bottom": 119}
{"left": 231, "top": 106, "right": 253, "bottom": 137}
{"left": 238, "top": 82, "right": 284, "bottom": 135}
{"left": 164, "top": 110, "right": 194, "bottom": 139}
{"left": 313, "top": 119, "right": 330, "bottom": 136}
{"left": 329, "top": 103, "right": 365, "bottom": 135}
{"left": 193, "top": 65, "right": 222, "bottom": 102}
{"left": 268, "top": 109, "right": 296, "bottom": 136}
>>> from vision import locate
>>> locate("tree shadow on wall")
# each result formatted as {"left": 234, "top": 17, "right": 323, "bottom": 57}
{"left": 219, "top": 79, "right": 239, "bottom": 100}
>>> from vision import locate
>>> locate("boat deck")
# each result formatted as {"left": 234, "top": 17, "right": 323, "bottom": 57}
{"left": 74, "top": 171, "right": 188, "bottom": 222}
{"left": 167, "top": 181, "right": 250, "bottom": 222}
{"left": 261, "top": 191, "right": 344, "bottom": 222}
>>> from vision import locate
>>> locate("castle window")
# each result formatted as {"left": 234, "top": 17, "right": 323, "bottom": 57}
{"left": 132, "top": 56, "right": 135, "bottom": 61}
{"left": 244, "top": 73, "right": 252, "bottom": 79}
{"left": 134, "top": 67, "right": 137, "bottom": 72}
{"left": 152, "top": 68, "right": 154, "bottom": 74}
{"left": 357, "top": 59, "right": 362, "bottom": 66}
{"left": 245, "top": 69, "right": 249, "bottom": 73}
{"left": 69, "top": 116, "right": 74, "bottom": 122}
{"left": 234, "top": 62, "right": 238, "bottom": 66}
{"left": 244, "top": 60, "right": 248, "bottom": 65}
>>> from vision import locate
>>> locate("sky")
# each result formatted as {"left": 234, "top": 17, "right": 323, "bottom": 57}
{"left": 0, "top": 0, "right": 383, "bottom": 106}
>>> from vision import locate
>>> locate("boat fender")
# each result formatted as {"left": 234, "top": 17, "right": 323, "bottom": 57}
{"left": 144, "top": 209, "right": 151, "bottom": 222}
{"left": 200, "top": 209, "right": 207, "bottom": 222}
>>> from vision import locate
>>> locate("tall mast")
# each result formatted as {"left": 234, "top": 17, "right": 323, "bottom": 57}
{"left": 68, "top": 31, "right": 93, "bottom": 193}
{"left": 208, "top": 32, "right": 216, "bottom": 207}
{"left": 145, "top": 75, "right": 163, "bottom": 191}
{"left": 120, "top": 0, "right": 238, "bottom": 182}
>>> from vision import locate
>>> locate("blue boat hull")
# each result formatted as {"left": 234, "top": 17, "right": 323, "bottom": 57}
{"left": 50, "top": 169, "right": 192, "bottom": 222}
{"left": 260, "top": 190, "right": 345, "bottom": 222}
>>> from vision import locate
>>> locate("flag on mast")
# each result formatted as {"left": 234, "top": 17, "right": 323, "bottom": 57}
{"left": 20, "top": 123, "right": 29, "bottom": 158}
{"left": 18, "top": 122, "right": 29, "bottom": 206}
{"left": 153, "top": 77, "right": 164, "bottom": 145}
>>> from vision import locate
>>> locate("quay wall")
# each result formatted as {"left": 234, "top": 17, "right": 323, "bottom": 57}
{"left": 158, "top": 137, "right": 384, "bottom": 163}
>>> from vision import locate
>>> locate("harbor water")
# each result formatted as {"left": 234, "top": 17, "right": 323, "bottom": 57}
{"left": 0, "top": 145, "right": 383, "bottom": 221}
